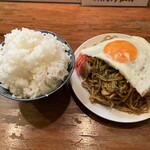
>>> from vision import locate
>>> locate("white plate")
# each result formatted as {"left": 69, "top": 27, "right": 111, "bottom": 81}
{"left": 71, "top": 33, "right": 150, "bottom": 123}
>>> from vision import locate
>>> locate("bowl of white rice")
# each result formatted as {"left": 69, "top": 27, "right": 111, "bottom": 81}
{"left": 0, "top": 28, "right": 75, "bottom": 101}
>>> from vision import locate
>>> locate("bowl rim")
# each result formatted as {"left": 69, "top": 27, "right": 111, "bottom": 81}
{"left": 0, "top": 29, "right": 75, "bottom": 101}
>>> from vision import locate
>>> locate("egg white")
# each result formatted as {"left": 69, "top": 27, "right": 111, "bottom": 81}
{"left": 80, "top": 36, "right": 150, "bottom": 97}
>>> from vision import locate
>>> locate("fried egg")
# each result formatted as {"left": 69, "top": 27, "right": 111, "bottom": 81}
{"left": 80, "top": 35, "right": 150, "bottom": 97}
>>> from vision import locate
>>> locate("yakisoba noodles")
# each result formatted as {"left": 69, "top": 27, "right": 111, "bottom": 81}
{"left": 76, "top": 35, "right": 150, "bottom": 114}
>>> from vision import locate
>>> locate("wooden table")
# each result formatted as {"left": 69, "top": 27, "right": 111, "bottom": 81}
{"left": 0, "top": 2, "right": 150, "bottom": 150}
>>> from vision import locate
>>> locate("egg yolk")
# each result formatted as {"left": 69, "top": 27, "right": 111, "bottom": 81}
{"left": 104, "top": 40, "right": 137, "bottom": 63}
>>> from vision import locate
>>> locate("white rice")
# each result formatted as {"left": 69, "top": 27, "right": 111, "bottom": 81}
{"left": 0, "top": 28, "right": 71, "bottom": 99}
